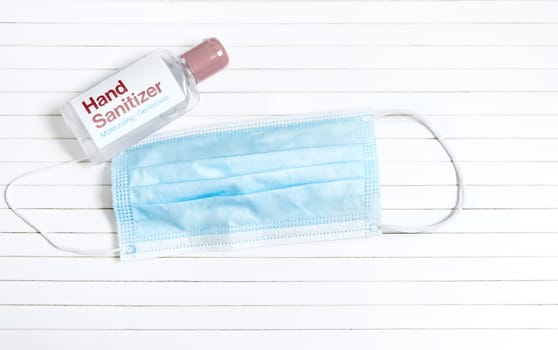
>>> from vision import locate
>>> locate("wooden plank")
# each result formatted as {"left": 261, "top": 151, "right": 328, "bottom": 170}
{"left": 1, "top": 330, "right": 557, "bottom": 350}
{"left": 1, "top": 46, "right": 557, "bottom": 70}
{"left": 1, "top": 1, "right": 557, "bottom": 24}
{"left": 1, "top": 23, "right": 558, "bottom": 46}
{"left": 1, "top": 232, "right": 558, "bottom": 258}
{"left": 2, "top": 257, "right": 558, "bottom": 282}
{"left": 2, "top": 304, "right": 558, "bottom": 329}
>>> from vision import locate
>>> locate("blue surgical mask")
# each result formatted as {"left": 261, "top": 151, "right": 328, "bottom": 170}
{"left": 4, "top": 110, "right": 463, "bottom": 259}
{"left": 111, "top": 110, "right": 464, "bottom": 260}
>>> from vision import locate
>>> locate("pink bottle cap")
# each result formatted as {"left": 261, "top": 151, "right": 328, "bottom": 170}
{"left": 181, "top": 38, "right": 229, "bottom": 83}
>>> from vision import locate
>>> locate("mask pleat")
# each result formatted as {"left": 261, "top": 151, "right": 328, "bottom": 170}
{"left": 125, "top": 117, "right": 368, "bottom": 168}
{"left": 131, "top": 178, "right": 368, "bottom": 239}
{"left": 126, "top": 143, "right": 369, "bottom": 186}
{"left": 128, "top": 161, "right": 365, "bottom": 205}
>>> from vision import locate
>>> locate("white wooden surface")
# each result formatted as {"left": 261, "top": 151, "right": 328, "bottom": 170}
{"left": 1, "top": 0, "right": 558, "bottom": 348}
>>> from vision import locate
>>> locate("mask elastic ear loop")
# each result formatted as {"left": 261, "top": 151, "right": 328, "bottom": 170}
{"left": 4, "top": 158, "right": 121, "bottom": 256}
{"left": 375, "top": 110, "right": 465, "bottom": 233}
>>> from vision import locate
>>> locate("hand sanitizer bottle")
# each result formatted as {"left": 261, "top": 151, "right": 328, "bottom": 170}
{"left": 60, "top": 38, "right": 229, "bottom": 163}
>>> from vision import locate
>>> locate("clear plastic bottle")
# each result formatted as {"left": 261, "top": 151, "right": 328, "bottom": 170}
{"left": 60, "top": 38, "right": 229, "bottom": 163}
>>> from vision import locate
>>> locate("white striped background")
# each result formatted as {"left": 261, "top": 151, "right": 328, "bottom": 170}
{"left": 1, "top": 1, "right": 558, "bottom": 349}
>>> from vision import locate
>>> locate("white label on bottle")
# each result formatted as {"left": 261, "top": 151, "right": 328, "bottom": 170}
{"left": 69, "top": 52, "right": 186, "bottom": 149}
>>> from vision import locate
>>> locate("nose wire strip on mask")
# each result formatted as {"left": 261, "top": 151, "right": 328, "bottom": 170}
{"left": 375, "top": 110, "right": 465, "bottom": 234}
{"left": 3, "top": 158, "right": 121, "bottom": 256}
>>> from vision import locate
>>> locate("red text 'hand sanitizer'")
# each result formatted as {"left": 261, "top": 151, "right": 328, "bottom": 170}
{"left": 60, "top": 38, "right": 229, "bottom": 163}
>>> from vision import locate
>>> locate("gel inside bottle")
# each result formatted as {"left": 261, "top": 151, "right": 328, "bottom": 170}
{"left": 60, "top": 38, "right": 229, "bottom": 163}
